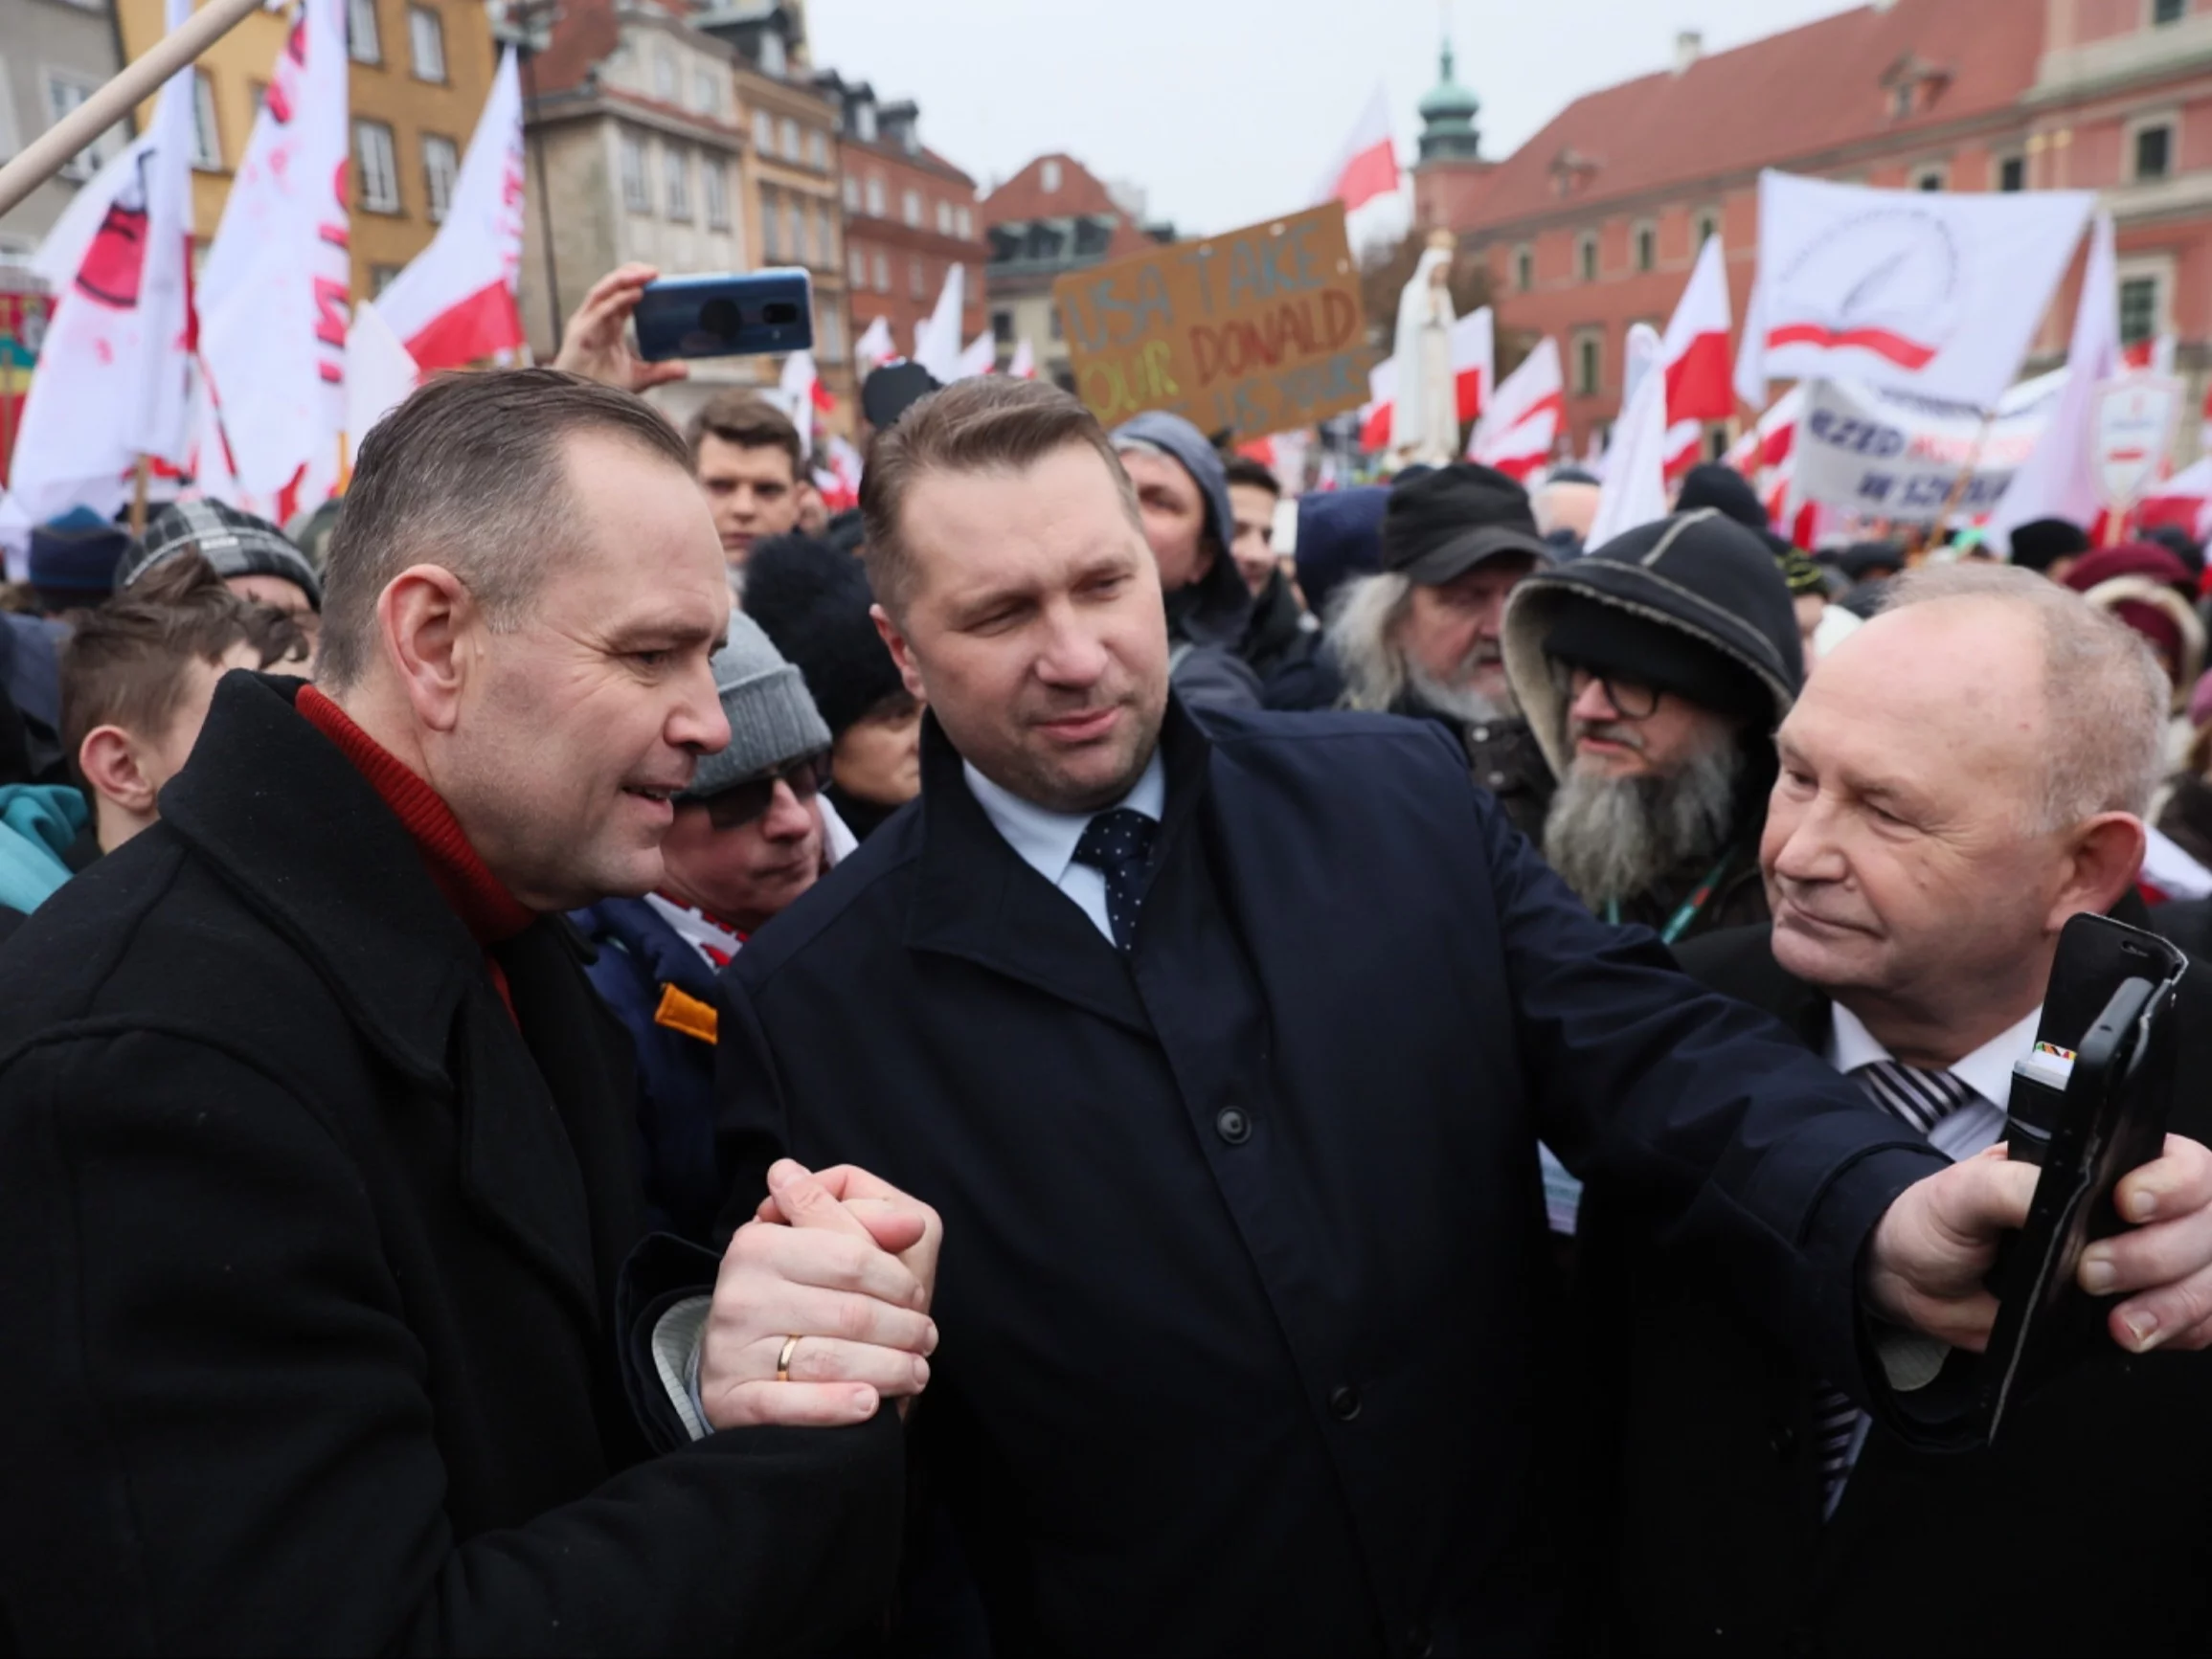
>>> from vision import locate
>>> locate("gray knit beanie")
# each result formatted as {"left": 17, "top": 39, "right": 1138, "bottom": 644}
{"left": 681, "top": 612, "right": 832, "bottom": 801}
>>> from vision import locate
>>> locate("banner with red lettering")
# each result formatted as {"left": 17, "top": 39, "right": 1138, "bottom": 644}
{"left": 197, "top": 0, "right": 350, "bottom": 505}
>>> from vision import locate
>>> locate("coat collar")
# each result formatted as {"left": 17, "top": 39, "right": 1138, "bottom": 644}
{"left": 903, "top": 696, "right": 1212, "bottom": 1031}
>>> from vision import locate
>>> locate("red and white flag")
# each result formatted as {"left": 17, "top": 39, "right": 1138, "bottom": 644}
{"left": 1660, "top": 235, "right": 1733, "bottom": 475}
{"left": 11, "top": 0, "right": 196, "bottom": 524}
{"left": 1357, "top": 358, "right": 1395, "bottom": 453}
{"left": 1988, "top": 213, "right": 2120, "bottom": 555}
{"left": 914, "top": 265, "right": 965, "bottom": 384}
{"left": 1469, "top": 338, "right": 1564, "bottom": 480}
{"left": 955, "top": 329, "right": 997, "bottom": 381}
{"left": 1725, "top": 385, "right": 1805, "bottom": 525}
{"left": 1008, "top": 338, "right": 1037, "bottom": 380}
{"left": 1316, "top": 85, "right": 1399, "bottom": 214}
{"left": 1363, "top": 308, "right": 1490, "bottom": 451}
{"left": 855, "top": 315, "right": 895, "bottom": 372}
{"left": 342, "top": 300, "right": 421, "bottom": 468}
{"left": 779, "top": 349, "right": 834, "bottom": 438}
{"left": 1587, "top": 324, "right": 1671, "bottom": 546}
{"left": 373, "top": 46, "right": 524, "bottom": 371}
{"left": 1736, "top": 169, "right": 2094, "bottom": 411}
{"left": 197, "top": 0, "right": 351, "bottom": 504}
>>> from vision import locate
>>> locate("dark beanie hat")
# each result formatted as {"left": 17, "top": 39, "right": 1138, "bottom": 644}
{"left": 740, "top": 533, "right": 907, "bottom": 739}
{"left": 2007, "top": 516, "right": 2090, "bottom": 574}
{"left": 122, "top": 499, "right": 323, "bottom": 609}
{"left": 1294, "top": 485, "right": 1388, "bottom": 618}
{"left": 30, "top": 507, "right": 134, "bottom": 597}
{"left": 1838, "top": 540, "right": 1906, "bottom": 584}
{"left": 1675, "top": 462, "right": 1769, "bottom": 532}
{"left": 1380, "top": 462, "right": 1551, "bottom": 586}
{"left": 1542, "top": 598, "right": 1775, "bottom": 727}
{"left": 861, "top": 361, "right": 942, "bottom": 432}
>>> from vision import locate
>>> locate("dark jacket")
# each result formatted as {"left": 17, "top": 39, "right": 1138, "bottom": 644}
{"left": 1165, "top": 569, "right": 1264, "bottom": 712}
{"left": 1391, "top": 694, "right": 1555, "bottom": 844}
{"left": 573, "top": 894, "right": 727, "bottom": 1244}
{"left": 715, "top": 699, "right": 1958, "bottom": 1658}
{"left": 1240, "top": 567, "right": 1339, "bottom": 710}
{"left": 1577, "top": 919, "right": 2212, "bottom": 1657}
{"left": 0, "top": 672, "right": 902, "bottom": 1653}
{"left": 1608, "top": 841, "right": 1771, "bottom": 943}
{"left": 2156, "top": 770, "right": 2212, "bottom": 872}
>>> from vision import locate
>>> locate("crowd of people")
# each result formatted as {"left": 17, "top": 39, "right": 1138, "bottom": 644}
{"left": 0, "top": 258, "right": 2208, "bottom": 1655}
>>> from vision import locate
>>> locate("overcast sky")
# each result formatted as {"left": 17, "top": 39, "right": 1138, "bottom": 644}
{"left": 806, "top": 0, "right": 1868, "bottom": 235}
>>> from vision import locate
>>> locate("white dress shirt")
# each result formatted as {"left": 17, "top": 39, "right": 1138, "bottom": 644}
{"left": 1824, "top": 1000, "right": 2043, "bottom": 1160}
{"left": 962, "top": 751, "right": 1167, "bottom": 946}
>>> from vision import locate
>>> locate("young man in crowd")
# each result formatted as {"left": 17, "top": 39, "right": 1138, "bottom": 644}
{"left": 1502, "top": 507, "right": 1800, "bottom": 943}
{"left": 63, "top": 553, "right": 305, "bottom": 858}
{"left": 1580, "top": 566, "right": 2212, "bottom": 1655}
{"left": 687, "top": 392, "right": 807, "bottom": 578}
{"left": 1221, "top": 454, "right": 1335, "bottom": 708}
{"left": 1327, "top": 462, "right": 1554, "bottom": 840}
{"left": 117, "top": 500, "right": 323, "bottom": 668}
{"left": 574, "top": 612, "right": 845, "bottom": 1244}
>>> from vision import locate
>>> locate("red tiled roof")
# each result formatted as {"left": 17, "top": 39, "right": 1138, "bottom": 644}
{"left": 981, "top": 152, "right": 1122, "bottom": 227}
{"left": 530, "top": 0, "right": 620, "bottom": 98}
{"left": 1462, "top": 0, "right": 2043, "bottom": 228}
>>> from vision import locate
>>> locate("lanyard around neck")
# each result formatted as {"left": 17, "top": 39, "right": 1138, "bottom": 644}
{"left": 1603, "top": 846, "right": 1739, "bottom": 946}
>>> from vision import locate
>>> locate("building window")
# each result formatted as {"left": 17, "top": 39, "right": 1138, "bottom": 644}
{"left": 786, "top": 196, "right": 806, "bottom": 263}
{"left": 873, "top": 251, "right": 890, "bottom": 292}
{"left": 1049, "top": 303, "right": 1063, "bottom": 341}
{"left": 422, "top": 133, "right": 459, "bottom": 221}
{"left": 936, "top": 200, "right": 953, "bottom": 235}
{"left": 43, "top": 75, "right": 113, "bottom": 181}
{"left": 842, "top": 174, "right": 860, "bottom": 211}
{"left": 956, "top": 205, "right": 973, "bottom": 239}
{"left": 779, "top": 117, "right": 801, "bottom": 161}
{"left": 348, "top": 0, "right": 381, "bottom": 64}
{"left": 1695, "top": 212, "right": 1718, "bottom": 248}
{"left": 704, "top": 159, "right": 730, "bottom": 230}
{"left": 815, "top": 203, "right": 835, "bottom": 266}
{"left": 1634, "top": 222, "right": 1655, "bottom": 273}
{"left": 408, "top": 6, "right": 446, "bottom": 81}
{"left": 191, "top": 69, "right": 222, "bottom": 171}
{"left": 1574, "top": 331, "right": 1602, "bottom": 396}
{"left": 1890, "top": 82, "right": 1914, "bottom": 120}
{"left": 2135, "top": 122, "right": 2175, "bottom": 181}
{"left": 1577, "top": 233, "right": 1597, "bottom": 282}
{"left": 754, "top": 108, "right": 775, "bottom": 152}
{"left": 621, "top": 131, "right": 650, "bottom": 213}
{"left": 665, "top": 147, "right": 691, "bottom": 221}
{"left": 855, "top": 101, "right": 878, "bottom": 143}
{"left": 761, "top": 187, "right": 781, "bottom": 258}
{"left": 1041, "top": 158, "right": 1062, "bottom": 191}
{"left": 354, "top": 118, "right": 401, "bottom": 213}
{"left": 2154, "top": 0, "right": 2187, "bottom": 23}
{"left": 1913, "top": 165, "right": 1947, "bottom": 191}
{"left": 1515, "top": 244, "right": 1533, "bottom": 292}
{"left": 808, "top": 130, "right": 828, "bottom": 169}
{"left": 1997, "top": 153, "right": 2026, "bottom": 191}
{"left": 817, "top": 307, "right": 845, "bottom": 364}
{"left": 865, "top": 175, "right": 885, "bottom": 216}
{"left": 910, "top": 257, "right": 925, "bottom": 299}
{"left": 2120, "top": 275, "right": 2161, "bottom": 346}
{"left": 991, "top": 307, "right": 1012, "bottom": 345}
{"left": 653, "top": 49, "right": 677, "bottom": 102}
{"left": 758, "top": 27, "right": 786, "bottom": 78}
{"left": 902, "top": 188, "right": 922, "bottom": 227}
{"left": 691, "top": 69, "right": 720, "bottom": 116}
{"left": 849, "top": 246, "right": 868, "bottom": 285}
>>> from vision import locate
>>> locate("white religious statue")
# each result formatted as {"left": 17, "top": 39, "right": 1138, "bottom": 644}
{"left": 1389, "top": 231, "right": 1460, "bottom": 468}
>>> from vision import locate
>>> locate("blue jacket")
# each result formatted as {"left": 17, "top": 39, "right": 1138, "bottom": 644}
{"left": 0, "top": 783, "right": 86, "bottom": 918}
{"left": 571, "top": 896, "right": 725, "bottom": 1243}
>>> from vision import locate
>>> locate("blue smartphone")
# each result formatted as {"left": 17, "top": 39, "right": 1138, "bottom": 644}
{"left": 632, "top": 268, "right": 816, "bottom": 361}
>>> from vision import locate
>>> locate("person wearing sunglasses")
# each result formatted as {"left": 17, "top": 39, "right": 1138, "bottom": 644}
{"left": 574, "top": 613, "right": 851, "bottom": 1244}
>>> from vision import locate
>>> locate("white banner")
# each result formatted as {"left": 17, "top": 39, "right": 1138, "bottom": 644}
{"left": 1737, "top": 170, "right": 2094, "bottom": 411}
{"left": 1793, "top": 370, "right": 2065, "bottom": 522}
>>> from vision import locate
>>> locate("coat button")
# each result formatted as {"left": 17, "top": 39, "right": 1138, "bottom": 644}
{"left": 1486, "top": 772, "right": 1506, "bottom": 787}
{"left": 1769, "top": 1422, "right": 1797, "bottom": 1461}
{"left": 1328, "top": 1384, "right": 1362, "bottom": 1421}
{"left": 1472, "top": 725, "right": 1490, "bottom": 741}
{"left": 1215, "top": 1105, "right": 1252, "bottom": 1145}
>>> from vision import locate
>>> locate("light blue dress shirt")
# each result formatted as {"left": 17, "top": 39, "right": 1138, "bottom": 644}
{"left": 962, "top": 751, "right": 1167, "bottom": 946}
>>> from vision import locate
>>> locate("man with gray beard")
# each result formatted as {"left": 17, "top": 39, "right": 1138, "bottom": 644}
{"left": 1503, "top": 508, "right": 1804, "bottom": 946}
{"left": 1325, "top": 463, "right": 1555, "bottom": 838}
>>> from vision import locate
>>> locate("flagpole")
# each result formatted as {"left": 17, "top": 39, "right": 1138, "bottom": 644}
{"left": 1930, "top": 408, "right": 1997, "bottom": 542}
{"left": 128, "top": 457, "right": 150, "bottom": 538}
{"left": 0, "top": 0, "right": 263, "bottom": 219}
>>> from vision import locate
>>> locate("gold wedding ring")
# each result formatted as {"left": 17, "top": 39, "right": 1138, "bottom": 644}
{"left": 776, "top": 1334, "right": 801, "bottom": 1383}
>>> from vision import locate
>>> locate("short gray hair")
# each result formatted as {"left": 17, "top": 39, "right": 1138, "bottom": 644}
{"left": 318, "top": 368, "right": 692, "bottom": 690}
{"left": 1883, "top": 563, "right": 2167, "bottom": 827}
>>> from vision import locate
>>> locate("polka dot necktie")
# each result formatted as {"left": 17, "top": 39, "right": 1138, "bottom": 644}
{"left": 1072, "top": 808, "right": 1158, "bottom": 953}
{"left": 1813, "top": 1058, "right": 1975, "bottom": 1513}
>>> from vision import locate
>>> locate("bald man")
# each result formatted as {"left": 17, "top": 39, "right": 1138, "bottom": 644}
{"left": 1576, "top": 564, "right": 2212, "bottom": 1656}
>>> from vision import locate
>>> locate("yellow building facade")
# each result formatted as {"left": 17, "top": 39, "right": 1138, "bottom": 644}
{"left": 116, "top": 0, "right": 498, "bottom": 300}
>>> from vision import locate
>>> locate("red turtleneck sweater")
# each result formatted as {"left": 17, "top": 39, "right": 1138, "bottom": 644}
{"left": 298, "top": 684, "right": 534, "bottom": 1016}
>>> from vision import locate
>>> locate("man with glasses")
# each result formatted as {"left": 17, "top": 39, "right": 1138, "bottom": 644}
{"left": 575, "top": 613, "right": 847, "bottom": 1243}
{"left": 1502, "top": 507, "right": 1803, "bottom": 947}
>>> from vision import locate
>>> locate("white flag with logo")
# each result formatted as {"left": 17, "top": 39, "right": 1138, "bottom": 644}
{"left": 373, "top": 46, "right": 525, "bottom": 370}
{"left": 11, "top": 0, "right": 197, "bottom": 524}
{"left": 197, "top": 0, "right": 351, "bottom": 501}
{"left": 1735, "top": 170, "right": 2094, "bottom": 411}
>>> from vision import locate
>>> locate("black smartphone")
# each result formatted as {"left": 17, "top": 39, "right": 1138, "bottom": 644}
{"left": 633, "top": 269, "right": 815, "bottom": 362}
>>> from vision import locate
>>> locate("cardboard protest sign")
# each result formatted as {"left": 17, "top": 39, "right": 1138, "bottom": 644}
{"left": 1793, "top": 370, "right": 2064, "bottom": 521}
{"left": 1054, "top": 205, "right": 1370, "bottom": 437}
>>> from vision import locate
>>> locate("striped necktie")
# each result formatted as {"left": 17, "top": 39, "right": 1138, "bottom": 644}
{"left": 1813, "top": 1056, "right": 1976, "bottom": 1512}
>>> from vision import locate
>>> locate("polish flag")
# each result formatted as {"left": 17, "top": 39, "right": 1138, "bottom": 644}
{"left": 779, "top": 349, "right": 834, "bottom": 438}
{"left": 1660, "top": 236, "right": 1733, "bottom": 476}
{"left": 1317, "top": 85, "right": 1399, "bottom": 214}
{"left": 196, "top": 0, "right": 350, "bottom": 501}
{"left": 374, "top": 48, "right": 525, "bottom": 370}
{"left": 914, "top": 264, "right": 965, "bottom": 384}
{"left": 1362, "top": 309, "right": 1491, "bottom": 450}
{"left": 855, "top": 315, "right": 895, "bottom": 371}
{"left": 341, "top": 299, "right": 421, "bottom": 468}
{"left": 1725, "top": 386, "right": 1805, "bottom": 525}
{"left": 1469, "top": 338, "right": 1565, "bottom": 481}
{"left": 955, "top": 329, "right": 997, "bottom": 381}
{"left": 1357, "top": 358, "right": 1395, "bottom": 452}
{"left": 1008, "top": 338, "right": 1037, "bottom": 380}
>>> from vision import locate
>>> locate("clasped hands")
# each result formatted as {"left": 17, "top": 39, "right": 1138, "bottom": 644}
{"left": 1868, "top": 1133, "right": 2212, "bottom": 1356}
{"left": 699, "top": 1157, "right": 942, "bottom": 1431}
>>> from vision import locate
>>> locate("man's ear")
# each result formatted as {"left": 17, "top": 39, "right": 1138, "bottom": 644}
{"left": 871, "top": 602, "right": 927, "bottom": 703}
{"left": 2051, "top": 812, "right": 2151, "bottom": 931}
{"left": 376, "top": 565, "right": 481, "bottom": 735}
{"left": 78, "top": 725, "right": 155, "bottom": 816}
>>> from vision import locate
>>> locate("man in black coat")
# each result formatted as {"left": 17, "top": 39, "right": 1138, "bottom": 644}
{"left": 711, "top": 380, "right": 2212, "bottom": 1657}
{"left": 1578, "top": 563, "right": 2212, "bottom": 1655}
{"left": 0, "top": 370, "right": 939, "bottom": 1651}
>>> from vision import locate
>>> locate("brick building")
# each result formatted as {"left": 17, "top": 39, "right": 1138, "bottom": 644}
{"left": 982, "top": 152, "right": 1169, "bottom": 390}
{"left": 816, "top": 70, "right": 983, "bottom": 370}
{"left": 1418, "top": 0, "right": 2212, "bottom": 460}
